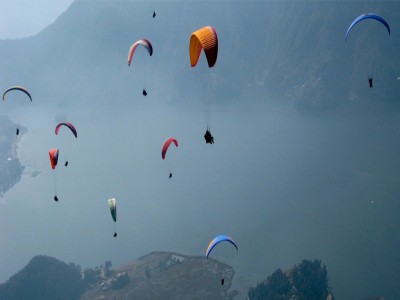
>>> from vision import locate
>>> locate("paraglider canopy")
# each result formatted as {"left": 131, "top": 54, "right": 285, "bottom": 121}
{"left": 190, "top": 26, "right": 218, "bottom": 68}
{"left": 161, "top": 137, "right": 178, "bottom": 160}
{"left": 108, "top": 198, "right": 117, "bottom": 222}
{"left": 49, "top": 148, "right": 59, "bottom": 170}
{"left": 127, "top": 39, "right": 153, "bottom": 66}
{"left": 206, "top": 234, "right": 238, "bottom": 259}
{"left": 346, "top": 13, "right": 390, "bottom": 41}
{"left": 55, "top": 122, "right": 78, "bottom": 138}
{"left": 3, "top": 86, "right": 32, "bottom": 101}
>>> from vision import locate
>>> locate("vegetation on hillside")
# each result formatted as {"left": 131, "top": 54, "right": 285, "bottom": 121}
{"left": 248, "top": 259, "right": 333, "bottom": 300}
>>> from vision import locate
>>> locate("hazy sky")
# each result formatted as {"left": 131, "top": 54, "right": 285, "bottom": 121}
{"left": 0, "top": 0, "right": 74, "bottom": 39}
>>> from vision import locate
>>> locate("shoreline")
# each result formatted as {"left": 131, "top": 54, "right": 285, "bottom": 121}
{"left": 11, "top": 133, "right": 22, "bottom": 159}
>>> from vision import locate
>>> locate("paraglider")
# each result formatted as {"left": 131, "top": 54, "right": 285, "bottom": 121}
{"left": 153, "top": 10, "right": 156, "bottom": 18}
{"left": 345, "top": 14, "right": 390, "bottom": 88}
{"left": 189, "top": 26, "right": 218, "bottom": 68}
{"left": 368, "top": 77, "right": 373, "bottom": 88}
{"left": 204, "top": 128, "right": 214, "bottom": 144}
{"left": 206, "top": 234, "right": 238, "bottom": 259}
{"left": 346, "top": 13, "right": 390, "bottom": 41}
{"left": 190, "top": 26, "right": 218, "bottom": 140}
{"left": 127, "top": 39, "right": 153, "bottom": 66}
{"left": 3, "top": 85, "right": 32, "bottom": 135}
{"left": 162, "top": 138, "right": 178, "bottom": 178}
{"left": 221, "top": 278, "right": 225, "bottom": 286}
{"left": 108, "top": 198, "right": 117, "bottom": 237}
{"left": 55, "top": 122, "right": 77, "bottom": 166}
{"left": 49, "top": 148, "right": 59, "bottom": 202}
{"left": 128, "top": 39, "right": 153, "bottom": 96}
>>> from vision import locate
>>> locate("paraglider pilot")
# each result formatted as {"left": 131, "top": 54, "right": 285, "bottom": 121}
{"left": 54, "top": 195, "right": 59, "bottom": 202}
{"left": 368, "top": 77, "right": 373, "bottom": 88}
{"left": 114, "top": 232, "right": 117, "bottom": 238}
{"left": 169, "top": 173, "right": 172, "bottom": 179}
{"left": 204, "top": 128, "right": 214, "bottom": 144}
{"left": 143, "top": 89, "right": 147, "bottom": 96}
{"left": 16, "top": 128, "right": 19, "bottom": 135}
{"left": 153, "top": 11, "right": 156, "bottom": 18}
{"left": 221, "top": 278, "right": 225, "bottom": 286}
{"left": 65, "top": 161, "right": 68, "bottom": 167}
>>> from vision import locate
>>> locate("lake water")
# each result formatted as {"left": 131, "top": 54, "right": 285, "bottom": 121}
{"left": 1, "top": 100, "right": 399, "bottom": 299}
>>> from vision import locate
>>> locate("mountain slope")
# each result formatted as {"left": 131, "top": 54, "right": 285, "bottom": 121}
{"left": 0, "top": 252, "right": 237, "bottom": 300}
{"left": 1, "top": 1, "right": 400, "bottom": 112}
{"left": 81, "top": 251, "right": 236, "bottom": 300}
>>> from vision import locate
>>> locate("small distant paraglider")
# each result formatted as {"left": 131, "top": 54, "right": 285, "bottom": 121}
{"left": 162, "top": 137, "right": 178, "bottom": 178}
{"left": 190, "top": 26, "right": 218, "bottom": 140}
{"left": 127, "top": 39, "right": 153, "bottom": 96}
{"left": 346, "top": 14, "right": 390, "bottom": 88}
{"left": 49, "top": 148, "right": 59, "bottom": 202}
{"left": 204, "top": 127, "right": 214, "bottom": 144}
{"left": 2, "top": 85, "right": 32, "bottom": 135}
{"left": 206, "top": 234, "right": 238, "bottom": 285}
{"left": 153, "top": 10, "right": 156, "bottom": 18}
{"left": 108, "top": 198, "right": 117, "bottom": 237}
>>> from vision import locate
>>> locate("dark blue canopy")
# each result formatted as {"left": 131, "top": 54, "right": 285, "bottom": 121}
{"left": 346, "top": 13, "right": 390, "bottom": 41}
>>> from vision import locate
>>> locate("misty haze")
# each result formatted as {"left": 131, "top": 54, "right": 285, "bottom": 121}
{"left": 0, "top": 1, "right": 400, "bottom": 299}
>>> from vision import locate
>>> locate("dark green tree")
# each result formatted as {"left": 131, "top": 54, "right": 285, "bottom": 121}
{"left": 248, "top": 269, "right": 292, "bottom": 300}
{"left": 0, "top": 255, "right": 87, "bottom": 300}
{"left": 292, "top": 259, "right": 329, "bottom": 300}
